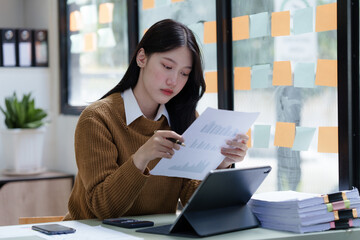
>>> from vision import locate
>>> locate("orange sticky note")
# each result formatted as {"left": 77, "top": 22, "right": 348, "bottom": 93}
{"left": 232, "top": 16, "right": 249, "bottom": 41}
{"left": 316, "top": 3, "right": 337, "bottom": 32}
{"left": 234, "top": 67, "right": 251, "bottom": 90}
{"left": 142, "top": 0, "right": 155, "bottom": 10}
{"left": 318, "top": 127, "right": 338, "bottom": 153}
{"left": 274, "top": 122, "right": 295, "bottom": 148}
{"left": 273, "top": 61, "right": 292, "bottom": 86}
{"left": 315, "top": 59, "right": 337, "bottom": 87}
{"left": 84, "top": 33, "right": 97, "bottom": 52}
{"left": 204, "top": 71, "right": 218, "bottom": 93}
{"left": 246, "top": 128, "right": 252, "bottom": 148}
{"left": 69, "top": 11, "right": 82, "bottom": 32}
{"left": 204, "top": 21, "right": 217, "bottom": 44}
{"left": 271, "top": 11, "right": 290, "bottom": 37}
{"left": 99, "top": 3, "right": 114, "bottom": 24}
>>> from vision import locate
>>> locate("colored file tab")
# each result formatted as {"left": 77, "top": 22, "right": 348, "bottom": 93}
{"left": 273, "top": 61, "right": 292, "bottom": 86}
{"left": 271, "top": 11, "right": 290, "bottom": 37}
{"left": 294, "top": 63, "right": 315, "bottom": 88}
{"left": 253, "top": 125, "right": 271, "bottom": 148}
{"left": 204, "top": 71, "right": 217, "bottom": 93}
{"left": 84, "top": 32, "right": 97, "bottom": 52}
{"left": 251, "top": 64, "right": 271, "bottom": 89}
{"left": 318, "top": 127, "right": 338, "bottom": 153}
{"left": 250, "top": 12, "right": 269, "bottom": 38}
{"left": 69, "top": 11, "right": 83, "bottom": 32}
{"left": 316, "top": 3, "right": 337, "bottom": 32}
{"left": 293, "top": 7, "right": 313, "bottom": 35}
{"left": 274, "top": 122, "right": 295, "bottom": 148}
{"left": 204, "top": 21, "right": 216, "bottom": 44}
{"left": 234, "top": 67, "right": 251, "bottom": 90}
{"left": 315, "top": 59, "right": 337, "bottom": 87}
{"left": 232, "top": 16, "right": 249, "bottom": 41}
{"left": 292, "top": 127, "right": 316, "bottom": 151}
{"left": 99, "top": 3, "right": 114, "bottom": 24}
{"left": 142, "top": 0, "right": 155, "bottom": 10}
{"left": 246, "top": 128, "right": 252, "bottom": 148}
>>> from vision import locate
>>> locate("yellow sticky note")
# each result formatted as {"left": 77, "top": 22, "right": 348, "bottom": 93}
{"left": 69, "top": 11, "right": 82, "bottom": 32}
{"left": 142, "top": 0, "right": 155, "bottom": 10}
{"left": 232, "top": 16, "right": 249, "bottom": 41}
{"left": 84, "top": 33, "right": 97, "bottom": 52}
{"left": 274, "top": 122, "right": 295, "bottom": 148}
{"left": 204, "top": 21, "right": 217, "bottom": 44}
{"left": 315, "top": 59, "right": 337, "bottom": 87}
{"left": 271, "top": 11, "right": 290, "bottom": 37}
{"left": 318, "top": 127, "right": 338, "bottom": 153}
{"left": 99, "top": 3, "right": 114, "bottom": 24}
{"left": 234, "top": 67, "right": 251, "bottom": 90}
{"left": 204, "top": 71, "right": 218, "bottom": 93}
{"left": 316, "top": 3, "right": 337, "bottom": 32}
{"left": 246, "top": 128, "right": 252, "bottom": 148}
{"left": 273, "top": 61, "right": 292, "bottom": 86}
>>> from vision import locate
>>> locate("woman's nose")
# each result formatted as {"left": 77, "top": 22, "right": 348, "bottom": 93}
{"left": 166, "top": 72, "right": 177, "bottom": 86}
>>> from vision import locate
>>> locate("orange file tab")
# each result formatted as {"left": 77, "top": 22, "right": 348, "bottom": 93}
{"left": 274, "top": 122, "right": 295, "bottom": 148}
{"left": 234, "top": 67, "right": 251, "bottom": 90}
{"left": 246, "top": 128, "right": 252, "bottom": 148}
{"left": 69, "top": 11, "right": 82, "bottom": 32}
{"left": 84, "top": 33, "right": 97, "bottom": 52}
{"left": 143, "top": 0, "right": 155, "bottom": 10}
{"left": 316, "top": 3, "right": 337, "bottom": 32}
{"left": 315, "top": 59, "right": 337, "bottom": 87}
{"left": 318, "top": 127, "right": 338, "bottom": 153}
{"left": 204, "top": 71, "right": 218, "bottom": 93}
{"left": 232, "top": 16, "right": 250, "bottom": 41}
{"left": 204, "top": 21, "right": 217, "bottom": 44}
{"left": 271, "top": 11, "right": 290, "bottom": 37}
{"left": 273, "top": 61, "right": 292, "bottom": 86}
{"left": 99, "top": 3, "right": 114, "bottom": 24}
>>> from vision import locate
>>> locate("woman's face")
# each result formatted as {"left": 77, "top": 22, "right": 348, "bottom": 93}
{"left": 134, "top": 46, "right": 192, "bottom": 108}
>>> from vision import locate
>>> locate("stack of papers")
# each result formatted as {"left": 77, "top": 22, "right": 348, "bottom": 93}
{"left": 249, "top": 188, "right": 360, "bottom": 233}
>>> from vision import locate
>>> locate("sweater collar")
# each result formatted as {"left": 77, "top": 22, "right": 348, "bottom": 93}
{"left": 121, "top": 88, "right": 170, "bottom": 126}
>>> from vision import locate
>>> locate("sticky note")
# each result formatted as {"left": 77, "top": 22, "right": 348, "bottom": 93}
{"left": 315, "top": 59, "right": 337, "bottom": 87}
{"left": 292, "top": 127, "right": 316, "bottom": 151}
{"left": 234, "top": 67, "right": 251, "bottom": 90}
{"left": 246, "top": 128, "right": 252, "bottom": 148}
{"left": 253, "top": 125, "right": 271, "bottom": 148}
{"left": 98, "top": 28, "right": 116, "bottom": 48}
{"left": 80, "top": 5, "right": 98, "bottom": 26}
{"left": 99, "top": 3, "right": 114, "bottom": 24}
{"left": 271, "top": 11, "right": 290, "bottom": 37}
{"left": 316, "top": 3, "right": 337, "bottom": 32}
{"left": 274, "top": 122, "right": 295, "bottom": 148}
{"left": 250, "top": 12, "right": 269, "bottom": 38}
{"left": 294, "top": 7, "right": 313, "bottom": 35}
{"left": 273, "top": 61, "right": 292, "bottom": 86}
{"left": 70, "top": 34, "right": 84, "bottom": 53}
{"left": 142, "top": 0, "right": 155, "bottom": 10}
{"left": 318, "top": 127, "right": 338, "bottom": 153}
{"left": 69, "top": 11, "right": 82, "bottom": 32}
{"left": 294, "top": 63, "right": 315, "bottom": 88}
{"left": 205, "top": 71, "right": 217, "bottom": 93}
{"left": 84, "top": 33, "right": 97, "bottom": 52}
{"left": 204, "top": 21, "right": 217, "bottom": 44}
{"left": 251, "top": 64, "right": 271, "bottom": 89}
{"left": 232, "top": 16, "right": 249, "bottom": 41}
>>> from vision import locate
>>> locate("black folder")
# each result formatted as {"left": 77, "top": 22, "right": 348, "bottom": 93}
{"left": 32, "top": 30, "right": 48, "bottom": 67}
{"left": 0, "top": 29, "right": 17, "bottom": 67}
{"left": 137, "top": 166, "right": 272, "bottom": 237}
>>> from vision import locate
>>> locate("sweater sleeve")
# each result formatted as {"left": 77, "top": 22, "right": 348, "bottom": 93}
{"left": 74, "top": 111, "right": 149, "bottom": 219}
{"left": 179, "top": 178, "right": 201, "bottom": 206}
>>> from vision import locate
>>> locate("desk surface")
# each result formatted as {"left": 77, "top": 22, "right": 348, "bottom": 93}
{"left": 1, "top": 214, "right": 360, "bottom": 240}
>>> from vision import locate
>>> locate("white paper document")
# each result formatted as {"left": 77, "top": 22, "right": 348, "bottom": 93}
{"left": 150, "top": 107, "right": 259, "bottom": 180}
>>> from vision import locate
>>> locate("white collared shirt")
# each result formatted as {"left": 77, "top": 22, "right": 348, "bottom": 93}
{"left": 121, "top": 88, "right": 170, "bottom": 126}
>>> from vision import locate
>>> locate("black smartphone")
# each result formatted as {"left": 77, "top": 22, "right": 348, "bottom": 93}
{"left": 31, "top": 224, "right": 76, "bottom": 235}
{"left": 103, "top": 218, "right": 154, "bottom": 228}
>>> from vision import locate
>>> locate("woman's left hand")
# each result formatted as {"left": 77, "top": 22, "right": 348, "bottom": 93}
{"left": 217, "top": 134, "right": 249, "bottom": 169}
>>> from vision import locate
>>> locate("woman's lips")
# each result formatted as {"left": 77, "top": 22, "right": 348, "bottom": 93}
{"left": 161, "top": 89, "right": 173, "bottom": 96}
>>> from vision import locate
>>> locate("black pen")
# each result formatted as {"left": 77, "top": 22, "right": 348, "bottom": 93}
{"left": 166, "top": 138, "right": 186, "bottom": 147}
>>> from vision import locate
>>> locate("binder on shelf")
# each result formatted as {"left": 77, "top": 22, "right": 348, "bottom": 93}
{"left": 17, "top": 29, "right": 33, "bottom": 67}
{"left": 1, "top": 29, "right": 17, "bottom": 67}
{"left": 32, "top": 29, "right": 48, "bottom": 67}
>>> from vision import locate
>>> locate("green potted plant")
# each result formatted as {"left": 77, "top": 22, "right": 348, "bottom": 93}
{"left": 0, "top": 92, "right": 48, "bottom": 174}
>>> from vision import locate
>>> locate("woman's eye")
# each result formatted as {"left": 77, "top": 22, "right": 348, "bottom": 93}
{"left": 163, "top": 64, "right": 172, "bottom": 70}
{"left": 181, "top": 72, "right": 189, "bottom": 77}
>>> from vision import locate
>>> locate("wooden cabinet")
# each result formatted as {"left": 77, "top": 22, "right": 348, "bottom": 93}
{"left": 0, "top": 171, "right": 74, "bottom": 226}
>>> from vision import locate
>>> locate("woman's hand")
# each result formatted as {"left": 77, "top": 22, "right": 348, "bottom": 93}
{"left": 132, "top": 130, "right": 184, "bottom": 172}
{"left": 217, "top": 134, "right": 249, "bottom": 169}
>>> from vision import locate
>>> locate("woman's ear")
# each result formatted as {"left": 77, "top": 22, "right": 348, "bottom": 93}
{"left": 136, "top": 48, "right": 147, "bottom": 67}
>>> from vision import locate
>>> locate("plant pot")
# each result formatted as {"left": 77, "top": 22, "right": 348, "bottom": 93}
{"left": 1, "top": 127, "right": 46, "bottom": 174}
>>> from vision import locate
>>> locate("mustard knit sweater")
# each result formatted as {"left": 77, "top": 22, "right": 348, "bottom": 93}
{"left": 64, "top": 93, "right": 200, "bottom": 220}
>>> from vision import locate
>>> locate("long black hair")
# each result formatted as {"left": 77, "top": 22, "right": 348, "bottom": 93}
{"left": 102, "top": 19, "right": 206, "bottom": 134}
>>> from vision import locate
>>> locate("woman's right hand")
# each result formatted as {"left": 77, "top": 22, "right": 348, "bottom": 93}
{"left": 132, "top": 130, "right": 185, "bottom": 173}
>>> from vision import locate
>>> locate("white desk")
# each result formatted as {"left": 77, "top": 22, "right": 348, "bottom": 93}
{"left": 1, "top": 214, "right": 360, "bottom": 240}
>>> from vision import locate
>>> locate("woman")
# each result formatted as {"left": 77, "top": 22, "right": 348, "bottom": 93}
{"left": 64, "top": 19, "right": 248, "bottom": 220}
